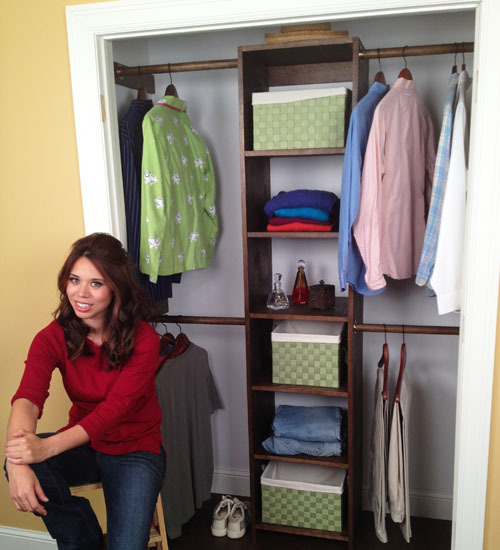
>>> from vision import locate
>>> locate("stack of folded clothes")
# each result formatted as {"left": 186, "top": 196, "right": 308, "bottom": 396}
{"left": 262, "top": 405, "right": 346, "bottom": 457}
{"left": 264, "top": 189, "right": 339, "bottom": 232}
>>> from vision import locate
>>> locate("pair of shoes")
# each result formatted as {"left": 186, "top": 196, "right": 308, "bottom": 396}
{"left": 211, "top": 495, "right": 250, "bottom": 539}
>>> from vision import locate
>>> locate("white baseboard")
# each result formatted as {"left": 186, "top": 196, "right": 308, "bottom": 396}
{"left": 362, "top": 486, "right": 453, "bottom": 521}
{"left": 211, "top": 467, "right": 250, "bottom": 497}
{"left": 0, "top": 526, "right": 56, "bottom": 550}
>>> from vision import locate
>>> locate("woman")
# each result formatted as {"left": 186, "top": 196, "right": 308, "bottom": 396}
{"left": 4, "top": 233, "right": 165, "bottom": 550}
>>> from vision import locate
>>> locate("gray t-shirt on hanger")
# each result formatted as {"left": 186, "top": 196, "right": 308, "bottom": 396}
{"left": 156, "top": 342, "right": 223, "bottom": 539}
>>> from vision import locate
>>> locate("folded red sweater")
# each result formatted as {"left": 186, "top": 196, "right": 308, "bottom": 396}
{"left": 267, "top": 222, "right": 333, "bottom": 232}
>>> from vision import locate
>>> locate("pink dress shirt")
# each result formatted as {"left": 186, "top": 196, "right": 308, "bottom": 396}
{"left": 353, "top": 77, "right": 436, "bottom": 291}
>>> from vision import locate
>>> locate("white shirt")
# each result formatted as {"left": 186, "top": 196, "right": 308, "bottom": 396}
{"left": 430, "top": 70, "right": 471, "bottom": 314}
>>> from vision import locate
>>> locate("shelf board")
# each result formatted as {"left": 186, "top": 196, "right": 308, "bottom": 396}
{"left": 245, "top": 148, "right": 345, "bottom": 157}
{"left": 248, "top": 231, "right": 339, "bottom": 239}
{"left": 254, "top": 446, "right": 348, "bottom": 468}
{"left": 250, "top": 296, "right": 348, "bottom": 321}
{"left": 256, "top": 522, "right": 349, "bottom": 542}
{"left": 252, "top": 381, "right": 347, "bottom": 397}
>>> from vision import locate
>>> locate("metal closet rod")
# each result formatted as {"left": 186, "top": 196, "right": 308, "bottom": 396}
{"left": 354, "top": 323, "right": 459, "bottom": 336}
{"left": 150, "top": 314, "right": 245, "bottom": 326}
{"left": 114, "top": 41, "right": 473, "bottom": 77}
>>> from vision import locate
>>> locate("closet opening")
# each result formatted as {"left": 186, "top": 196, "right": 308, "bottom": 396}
{"left": 66, "top": 2, "right": 500, "bottom": 548}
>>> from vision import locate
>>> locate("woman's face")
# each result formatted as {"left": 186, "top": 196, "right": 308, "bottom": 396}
{"left": 66, "top": 256, "right": 113, "bottom": 332}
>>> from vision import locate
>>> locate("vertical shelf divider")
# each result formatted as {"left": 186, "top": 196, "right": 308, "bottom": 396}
{"left": 238, "top": 37, "right": 367, "bottom": 549}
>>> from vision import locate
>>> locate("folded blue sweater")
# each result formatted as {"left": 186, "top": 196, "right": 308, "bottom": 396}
{"left": 264, "top": 189, "right": 338, "bottom": 218}
{"left": 274, "top": 207, "right": 331, "bottom": 222}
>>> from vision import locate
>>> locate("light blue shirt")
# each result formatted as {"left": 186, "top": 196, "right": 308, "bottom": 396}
{"left": 338, "top": 82, "right": 389, "bottom": 295}
{"left": 416, "top": 73, "right": 459, "bottom": 287}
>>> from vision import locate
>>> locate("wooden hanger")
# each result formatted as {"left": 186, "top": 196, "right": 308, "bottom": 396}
{"left": 451, "top": 43, "right": 458, "bottom": 74}
{"left": 461, "top": 43, "right": 466, "bottom": 71}
{"left": 137, "top": 87, "right": 146, "bottom": 100}
{"left": 159, "top": 330, "right": 176, "bottom": 355}
{"left": 394, "top": 327, "right": 406, "bottom": 403}
{"left": 398, "top": 46, "right": 413, "bottom": 80}
{"left": 373, "top": 48, "right": 386, "bottom": 85}
{"left": 377, "top": 324, "right": 389, "bottom": 401}
{"left": 165, "top": 63, "right": 179, "bottom": 98}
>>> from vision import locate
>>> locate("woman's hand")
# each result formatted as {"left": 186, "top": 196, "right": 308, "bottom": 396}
{"left": 5, "top": 429, "right": 52, "bottom": 465}
{"left": 6, "top": 463, "right": 49, "bottom": 516}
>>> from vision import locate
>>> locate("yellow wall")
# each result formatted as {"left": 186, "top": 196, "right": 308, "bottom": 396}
{"left": 0, "top": 0, "right": 499, "bottom": 541}
{"left": 0, "top": 0, "right": 110, "bottom": 530}
{"left": 484, "top": 291, "right": 500, "bottom": 549}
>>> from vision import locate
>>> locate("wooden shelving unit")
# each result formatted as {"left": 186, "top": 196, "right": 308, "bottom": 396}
{"left": 238, "top": 37, "right": 367, "bottom": 549}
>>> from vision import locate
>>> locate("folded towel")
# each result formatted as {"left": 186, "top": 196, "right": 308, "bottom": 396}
{"left": 262, "top": 436, "right": 344, "bottom": 457}
{"left": 268, "top": 216, "right": 332, "bottom": 226}
{"left": 267, "top": 222, "right": 333, "bottom": 232}
{"left": 273, "top": 405, "right": 345, "bottom": 443}
{"left": 264, "top": 190, "right": 338, "bottom": 218}
{"left": 274, "top": 207, "right": 331, "bottom": 222}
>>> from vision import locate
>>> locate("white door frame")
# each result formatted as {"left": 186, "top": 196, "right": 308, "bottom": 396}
{"left": 65, "top": 1, "right": 500, "bottom": 548}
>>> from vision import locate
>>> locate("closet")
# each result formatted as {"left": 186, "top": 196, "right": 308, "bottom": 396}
{"left": 110, "top": 9, "right": 475, "bottom": 547}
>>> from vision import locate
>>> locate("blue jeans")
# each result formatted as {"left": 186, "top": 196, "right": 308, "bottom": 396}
{"left": 272, "top": 405, "right": 346, "bottom": 442}
{"left": 5, "top": 434, "right": 166, "bottom": 550}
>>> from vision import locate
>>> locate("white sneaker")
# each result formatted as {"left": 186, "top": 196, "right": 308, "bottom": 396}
{"left": 227, "top": 497, "right": 250, "bottom": 540}
{"left": 211, "top": 495, "right": 234, "bottom": 537}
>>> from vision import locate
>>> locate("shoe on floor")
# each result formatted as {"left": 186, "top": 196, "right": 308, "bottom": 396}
{"left": 227, "top": 497, "right": 250, "bottom": 540}
{"left": 211, "top": 495, "right": 234, "bottom": 537}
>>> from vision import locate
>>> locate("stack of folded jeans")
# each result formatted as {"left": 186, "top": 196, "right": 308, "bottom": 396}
{"left": 264, "top": 189, "right": 339, "bottom": 232}
{"left": 262, "top": 405, "right": 346, "bottom": 457}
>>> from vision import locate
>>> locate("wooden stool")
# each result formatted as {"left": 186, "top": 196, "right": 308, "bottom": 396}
{"left": 70, "top": 482, "right": 168, "bottom": 549}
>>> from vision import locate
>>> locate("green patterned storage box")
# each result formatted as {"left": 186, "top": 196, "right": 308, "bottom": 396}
{"left": 261, "top": 461, "right": 345, "bottom": 532}
{"left": 272, "top": 320, "right": 345, "bottom": 388}
{"left": 252, "top": 87, "right": 350, "bottom": 150}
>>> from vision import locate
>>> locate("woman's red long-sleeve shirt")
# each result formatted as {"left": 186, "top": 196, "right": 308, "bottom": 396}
{"left": 11, "top": 320, "right": 163, "bottom": 455}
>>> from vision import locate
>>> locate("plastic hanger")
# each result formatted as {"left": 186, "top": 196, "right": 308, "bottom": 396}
{"left": 394, "top": 325, "right": 406, "bottom": 403}
{"left": 398, "top": 46, "right": 413, "bottom": 80}
{"left": 378, "top": 324, "right": 389, "bottom": 401}
{"left": 165, "top": 63, "right": 179, "bottom": 98}
{"left": 373, "top": 48, "right": 386, "bottom": 85}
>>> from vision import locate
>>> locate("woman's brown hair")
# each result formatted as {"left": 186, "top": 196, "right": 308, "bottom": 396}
{"left": 54, "top": 233, "right": 149, "bottom": 369}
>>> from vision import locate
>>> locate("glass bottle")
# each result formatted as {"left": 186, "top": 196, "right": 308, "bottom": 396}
{"left": 292, "top": 259, "right": 309, "bottom": 304}
{"left": 266, "top": 273, "right": 289, "bottom": 310}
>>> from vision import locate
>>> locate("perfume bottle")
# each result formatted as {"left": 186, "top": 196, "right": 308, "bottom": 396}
{"left": 292, "top": 259, "right": 309, "bottom": 304}
{"left": 267, "top": 273, "right": 290, "bottom": 310}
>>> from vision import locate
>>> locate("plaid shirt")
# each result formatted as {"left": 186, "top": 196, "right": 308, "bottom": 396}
{"left": 416, "top": 73, "right": 459, "bottom": 287}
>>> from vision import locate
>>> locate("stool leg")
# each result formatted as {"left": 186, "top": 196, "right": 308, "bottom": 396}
{"left": 153, "top": 494, "right": 168, "bottom": 550}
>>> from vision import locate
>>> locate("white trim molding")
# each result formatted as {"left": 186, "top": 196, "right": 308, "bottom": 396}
{"left": 0, "top": 526, "right": 55, "bottom": 549}
{"left": 64, "top": 2, "right": 500, "bottom": 549}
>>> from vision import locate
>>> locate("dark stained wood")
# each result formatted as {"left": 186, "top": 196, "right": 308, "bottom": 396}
{"left": 257, "top": 523, "right": 349, "bottom": 542}
{"left": 150, "top": 314, "right": 245, "bottom": 325}
{"left": 269, "top": 61, "right": 352, "bottom": 86}
{"left": 238, "top": 38, "right": 364, "bottom": 549}
{"left": 254, "top": 446, "right": 348, "bottom": 468}
{"left": 355, "top": 322, "right": 459, "bottom": 336}
{"left": 250, "top": 296, "right": 348, "bottom": 321}
{"left": 252, "top": 381, "right": 348, "bottom": 398}
{"left": 114, "top": 62, "right": 155, "bottom": 93}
